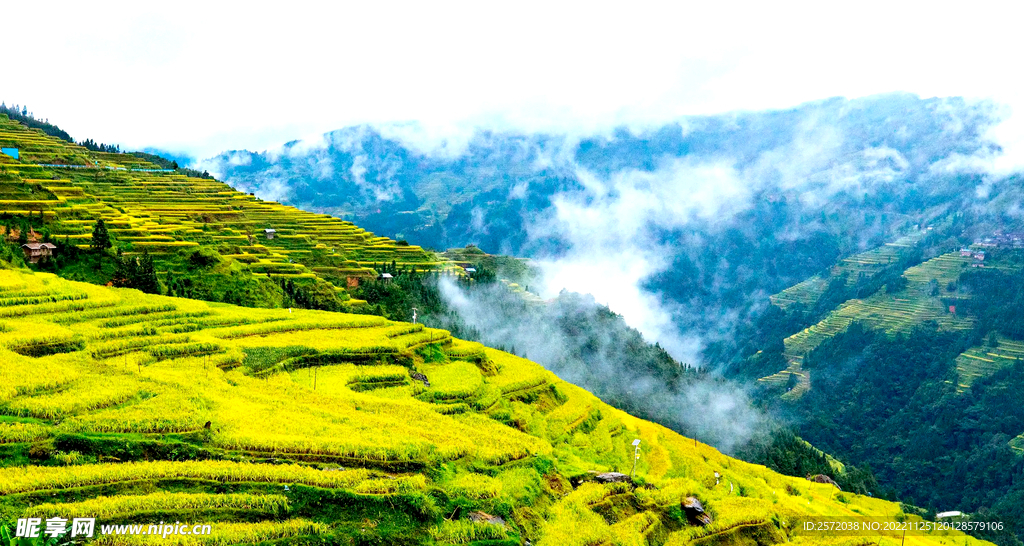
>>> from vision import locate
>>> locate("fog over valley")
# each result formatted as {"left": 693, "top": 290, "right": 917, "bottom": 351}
{"left": 204, "top": 94, "right": 1015, "bottom": 366}
{"left": 5, "top": 4, "right": 1024, "bottom": 544}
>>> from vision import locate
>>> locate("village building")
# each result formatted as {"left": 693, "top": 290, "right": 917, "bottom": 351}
{"left": 263, "top": 228, "right": 276, "bottom": 240}
{"left": 21, "top": 242, "right": 56, "bottom": 263}
{"left": 980, "top": 231, "right": 1024, "bottom": 249}
{"left": 378, "top": 272, "right": 393, "bottom": 283}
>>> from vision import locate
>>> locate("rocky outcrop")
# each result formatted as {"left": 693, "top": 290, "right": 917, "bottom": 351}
{"left": 807, "top": 474, "right": 841, "bottom": 489}
{"left": 409, "top": 371, "right": 430, "bottom": 387}
{"left": 683, "top": 496, "right": 712, "bottom": 526}
{"left": 468, "top": 511, "right": 505, "bottom": 526}
{"left": 595, "top": 472, "right": 630, "bottom": 483}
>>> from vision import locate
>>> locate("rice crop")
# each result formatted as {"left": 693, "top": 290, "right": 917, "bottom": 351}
{"left": 0, "top": 460, "right": 376, "bottom": 495}
{"left": 25, "top": 492, "right": 290, "bottom": 519}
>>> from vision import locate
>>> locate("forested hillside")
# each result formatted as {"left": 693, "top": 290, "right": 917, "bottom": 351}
{"left": 740, "top": 239, "right": 1024, "bottom": 546}
{"left": 4, "top": 98, "right": 1023, "bottom": 545}
{"left": 205, "top": 94, "right": 1020, "bottom": 366}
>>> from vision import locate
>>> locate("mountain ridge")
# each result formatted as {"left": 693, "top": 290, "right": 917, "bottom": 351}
{"left": 0, "top": 101, "right": 1018, "bottom": 545}
{"left": 203, "top": 93, "right": 1014, "bottom": 369}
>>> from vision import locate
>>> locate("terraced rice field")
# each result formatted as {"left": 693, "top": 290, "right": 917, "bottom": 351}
{"left": 0, "top": 114, "right": 1000, "bottom": 545}
{"left": 762, "top": 252, "right": 975, "bottom": 399}
{"left": 953, "top": 336, "right": 1024, "bottom": 392}
{"left": 0, "top": 267, "right": 985, "bottom": 545}
{"left": 0, "top": 114, "right": 461, "bottom": 297}
{"left": 770, "top": 232, "right": 926, "bottom": 310}
{"left": 1010, "top": 435, "right": 1024, "bottom": 455}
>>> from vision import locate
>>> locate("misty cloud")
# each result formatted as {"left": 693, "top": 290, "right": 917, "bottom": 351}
{"left": 521, "top": 104, "right": 946, "bottom": 364}
{"left": 436, "top": 278, "right": 764, "bottom": 453}
{"left": 207, "top": 94, "right": 1017, "bottom": 371}
{"left": 525, "top": 158, "right": 747, "bottom": 362}
{"left": 201, "top": 93, "right": 1024, "bottom": 454}
{"left": 375, "top": 122, "right": 477, "bottom": 160}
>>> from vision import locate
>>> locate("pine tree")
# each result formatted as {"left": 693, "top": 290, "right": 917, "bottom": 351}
{"left": 111, "top": 250, "right": 159, "bottom": 294}
{"left": 91, "top": 219, "right": 112, "bottom": 250}
{"left": 17, "top": 219, "right": 28, "bottom": 245}
{"left": 112, "top": 249, "right": 132, "bottom": 287}
{"left": 136, "top": 251, "right": 159, "bottom": 293}
{"left": 165, "top": 271, "right": 176, "bottom": 297}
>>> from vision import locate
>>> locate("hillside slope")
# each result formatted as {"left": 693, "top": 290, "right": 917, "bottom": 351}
{"left": 742, "top": 236, "right": 1024, "bottom": 545}
{"left": 0, "top": 266, "right": 991, "bottom": 545}
{"left": 204, "top": 93, "right": 1024, "bottom": 367}
{"left": 0, "top": 113, "right": 454, "bottom": 308}
{"left": 758, "top": 246, "right": 975, "bottom": 400}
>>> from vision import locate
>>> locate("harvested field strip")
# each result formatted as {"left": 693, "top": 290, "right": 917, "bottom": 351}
{"left": 955, "top": 336, "right": 1024, "bottom": 391}
{"left": 0, "top": 460, "right": 378, "bottom": 495}
{"left": 25, "top": 492, "right": 290, "bottom": 520}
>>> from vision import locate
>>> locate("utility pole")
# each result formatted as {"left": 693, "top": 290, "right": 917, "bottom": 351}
{"left": 411, "top": 307, "right": 418, "bottom": 325}
{"left": 630, "top": 439, "right": 641, "bottom": 480}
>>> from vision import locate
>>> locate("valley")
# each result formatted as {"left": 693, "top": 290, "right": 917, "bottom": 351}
{"left": 0, "top": 104, "right": 1021, "bottom": 546}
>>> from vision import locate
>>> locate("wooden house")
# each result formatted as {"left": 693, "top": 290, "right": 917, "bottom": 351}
{"left": 21, "top": 242, "right": 56, "bottom": 263}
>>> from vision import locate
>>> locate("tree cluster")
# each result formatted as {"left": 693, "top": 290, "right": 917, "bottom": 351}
{"left": 0, "top": 102, "right": 72, "bottom": 141}
{"left": 91, "top": 219, "right": 112, "bottom": 251}
{"left": 112, "top": 250, "right": 159, "bottom": 293}
{"left": 279, "top": 278, "right": 347, "bottom": 312}
{"left": 78, "top": 138, "right": 121, "bottom": 153}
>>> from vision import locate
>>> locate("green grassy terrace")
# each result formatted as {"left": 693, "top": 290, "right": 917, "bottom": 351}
{"left": 760, "top": 250, "right": 983, "bottom": 400}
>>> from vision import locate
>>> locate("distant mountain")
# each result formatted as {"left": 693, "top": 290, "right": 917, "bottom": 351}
{"left": 206, "top": 94, "right": 1001, "bottom": 256}
{"left": 206, "top": 93, "right": 1018, "bottom": 364}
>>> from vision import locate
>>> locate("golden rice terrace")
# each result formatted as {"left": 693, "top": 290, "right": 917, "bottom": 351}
{"left": 0, "top": 266, "right": 996, "bottom": 546}
{"left": 0, "top": 114, "right": 999, "bottom": 545}
{"left": 0, "top": 113, "right": 456, "bottom": 295}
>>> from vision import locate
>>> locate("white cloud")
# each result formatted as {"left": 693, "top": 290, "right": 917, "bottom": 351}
{"left": 1, "top": 0, "right": 1021, "bottom": 167}
{"left": 349, "top": 154, "right": 367, "bottom": 186}
{"left": 375, "top": 122, "right": 477, "bottom": 160}
{"left": 227, "top": 152, "right": 251, "bottom": 167}
{"left": 985, "top": 102, "right": 1024, "bottom": 175}
{"left": 252, "top": 176, "right": 292, "bottom": 203}
{"left": 527, "top": 157, "right": 749, "bottom": 361}
{"left": 523, "top": 102, "right": 962, "bottom": 362}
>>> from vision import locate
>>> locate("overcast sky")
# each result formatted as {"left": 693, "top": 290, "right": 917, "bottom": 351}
{"left": 3, "top": 1, "right": 1022, "bottom": 161}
